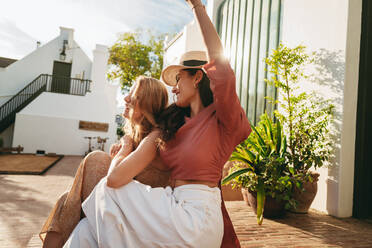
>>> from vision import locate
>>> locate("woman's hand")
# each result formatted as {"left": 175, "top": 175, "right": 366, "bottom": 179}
{"left": 186, "top": 0, "right": 203, "bottom": 9}
{"left": 107, "top": 135, "right": 134, "bottom": 175}
{"left": 109, "top": 143, "right": 122, "bottom": 158}
{"left": 110, "top": 135, "right": 134, "bottom": 158}
{"left": 121, "top": 134, "right": 133, "bottom": 149}
{"left": 118, "top": 135, "right": 134, "bottom": 155}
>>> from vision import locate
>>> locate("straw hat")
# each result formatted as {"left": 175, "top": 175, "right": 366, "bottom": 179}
{"left": 161, "top": 51, "right": 208, "bottom": 86}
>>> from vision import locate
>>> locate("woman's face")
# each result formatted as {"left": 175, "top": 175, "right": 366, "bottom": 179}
{"left": 172, "top": 70, "right": 199, "bottom": 107}
{"left": 123, "top": 83, "right": 142, "bottom": 122}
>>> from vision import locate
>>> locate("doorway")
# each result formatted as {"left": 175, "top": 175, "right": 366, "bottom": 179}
{"left": 353, "top": 0, "right": 372, "bottom": 219}
{"left": 51, "top": 61, "right": 72, "bottom": 94}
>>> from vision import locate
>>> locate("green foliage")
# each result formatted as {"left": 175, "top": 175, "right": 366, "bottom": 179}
{"left": 223, "top": 113, "right": 296, "bottom": 223}
{"left": 107, "top": 29, "right": 167, "bottom": 90}
{"left": 264, "top": 43, "right": 334, "bottom": 177}
{"left": 224, "top": 43, "right": 334, "bottom": 219}
{"left": 116, "top": 125, "right": 124, "bottom": 138}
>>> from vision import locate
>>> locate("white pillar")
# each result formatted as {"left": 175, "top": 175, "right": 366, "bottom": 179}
{"left": 90, "top": 44, "right": 109, "bottom": 94}
{"left": 337, "top": 0, "right": 363, "bottom": 217}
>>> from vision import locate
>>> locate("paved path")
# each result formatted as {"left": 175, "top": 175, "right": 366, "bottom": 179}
{"left": 0, "top": 156, "right": 82, "bottom": 248}
{"left": 228, "top": 201, "right": 372, "bottom": 248}
{"left": 0, "top": 156, "right": 371, "bottom": 248}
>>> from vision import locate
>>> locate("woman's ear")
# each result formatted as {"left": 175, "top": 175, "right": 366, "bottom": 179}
{"left": 195, "top": 70, "right": 204, "bottom": 86}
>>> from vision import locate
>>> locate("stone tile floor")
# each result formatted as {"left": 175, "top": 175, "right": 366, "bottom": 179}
{"left": 0, "top": 156, "right": 371, "bottom": 248}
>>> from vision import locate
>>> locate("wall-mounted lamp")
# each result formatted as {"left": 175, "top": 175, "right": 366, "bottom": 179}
{"left": 59, "top": 40, "right": 68, "bottom": 61}
{"left": 59, "top": 50, "right": 66, "bottom": 61}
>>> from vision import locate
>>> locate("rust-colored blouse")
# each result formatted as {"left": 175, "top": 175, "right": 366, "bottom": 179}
{"left": 160, "top": 59, "right": 251, "bottom": 248}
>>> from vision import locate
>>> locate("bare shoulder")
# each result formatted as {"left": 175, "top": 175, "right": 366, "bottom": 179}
{"left": 148, "top": 129, "right": 161, "bottom": 139}
{"left": 138, "top": 129, "right": 161, "bottom": 146}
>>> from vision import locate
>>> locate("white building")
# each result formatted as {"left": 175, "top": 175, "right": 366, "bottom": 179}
{"left": 164, "top": 0, "right": 371, "bottom": 219}
{"left": 0, "top": 27, "right": 119, "bottom": 155}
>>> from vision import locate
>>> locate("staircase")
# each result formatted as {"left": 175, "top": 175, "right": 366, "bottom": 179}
{"left": 0, "top": 74, "right": 92, "bottom": 133}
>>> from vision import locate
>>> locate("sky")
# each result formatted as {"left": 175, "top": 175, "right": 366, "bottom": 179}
{"left": 0, "top": 0, "right": 207, "bottom": 60}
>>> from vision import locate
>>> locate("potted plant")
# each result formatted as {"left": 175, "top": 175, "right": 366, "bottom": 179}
{"left": 223, "top": 113, "right": 295, "bottom": 224}
{"left": 264, "top": 43, "right": 334, "bottom": 213}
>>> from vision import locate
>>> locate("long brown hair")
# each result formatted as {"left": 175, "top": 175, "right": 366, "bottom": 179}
{"left": 124, "top": 76, "right": 168, "bottom": 148}
{"left": 157, "top": 68, "right": 213, "bottom": 144}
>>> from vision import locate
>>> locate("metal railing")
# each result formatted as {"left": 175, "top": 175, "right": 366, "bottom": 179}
{"left": 0, "top": 74, "right": 92, "bottom": 132}
{"left": 47, "top": 74, "right": 91, "bottom": 96}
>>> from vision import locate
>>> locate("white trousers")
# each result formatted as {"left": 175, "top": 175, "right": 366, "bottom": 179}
{"left": 64, "top": 178, "right": 223, "bottom": 248}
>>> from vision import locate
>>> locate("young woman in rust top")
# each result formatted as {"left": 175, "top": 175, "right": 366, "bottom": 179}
{"left": 64, "top": 0, "right": 251, "bottom": 247}
{"left": 158, "top": 0, "right": 251, "bottom": 246}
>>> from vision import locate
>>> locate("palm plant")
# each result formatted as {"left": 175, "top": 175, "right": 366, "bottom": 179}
{"left": 223, "top": 113, "right": 294, "bottom": 225}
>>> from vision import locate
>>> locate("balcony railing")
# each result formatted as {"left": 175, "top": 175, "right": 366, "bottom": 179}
{"left": 0, "top": 74, "right": 92, "bottom": 132}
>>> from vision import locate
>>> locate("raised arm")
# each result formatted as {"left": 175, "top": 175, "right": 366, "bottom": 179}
{"left": 106, "top": 130, "right": 160, "bottom": 188}
{"left": 187, "top": 0, "right": 251, "bottom": 142}
{"left": 186, "top": 0, "right": 224, "bottom": 62}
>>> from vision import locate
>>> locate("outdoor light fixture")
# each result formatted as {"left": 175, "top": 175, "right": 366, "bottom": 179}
{"left": 59, "top": 50, "right": 66, "bottom": 61}
{"left": 59, "top": 40, "right": 68, "bottom": 61}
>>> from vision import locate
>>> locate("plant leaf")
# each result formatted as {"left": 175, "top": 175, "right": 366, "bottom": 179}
{"left": 251, "top": 125, "right": 267, "bottom": 151}
{"left": 276, "top": 119, "right": 282, "bottom": 153}
{"left": 256, "top": 180, "right": 265, "bottom": 225}
{"left": 229, "top": 152, "right": 251, "bottom": 164}
{"left": 222, "top": 168, "right": 251, "bottom": 185}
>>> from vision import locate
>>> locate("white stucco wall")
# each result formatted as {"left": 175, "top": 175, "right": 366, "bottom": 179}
{"left": 12, "top": 114, "right": 114, "bottom": 155}
{"left": 12, "top": 44, "right": 118, "bottom": 155}
{"left": 0, "top": 27, "right": 92, "bottom": 106}
{"left": 163, "top": 0, "right": 217, "bottom": 68}
{"left": 164, "top": 33, "right": 187, "bottom": 68}
{"left": 281, "top": 0, "right": 362, "bottom": 217}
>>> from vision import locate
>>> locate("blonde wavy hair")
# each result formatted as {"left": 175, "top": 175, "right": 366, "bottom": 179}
{"left": 124, "top": 76, "right": 168, "bottom": 148}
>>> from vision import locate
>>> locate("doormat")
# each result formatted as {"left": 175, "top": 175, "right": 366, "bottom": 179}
{"left": 0, "top": 154, "right": 64, "bottom": 175}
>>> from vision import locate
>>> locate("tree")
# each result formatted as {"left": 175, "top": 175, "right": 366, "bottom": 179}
{"left": 107, "top": 30, "right": 166, "bottom": 90}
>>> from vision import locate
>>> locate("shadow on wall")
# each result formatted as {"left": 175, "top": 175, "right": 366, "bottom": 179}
{"left": 310, "top": 48, "right": 345, "bottom": 214}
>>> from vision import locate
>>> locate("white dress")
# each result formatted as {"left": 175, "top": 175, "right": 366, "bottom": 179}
{"left": 64, "top": 177, "right": 224, "bottom": 248}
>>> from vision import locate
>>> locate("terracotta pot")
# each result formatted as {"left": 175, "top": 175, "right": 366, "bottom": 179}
{"left": 222, "top": 185, "right": 243, "bottom": 201}
{"left": 290, "top": 172, "right": 320, "bottom": 213}
{"left": 221, "top": 161, "right": 243, "bottom": 201}
{"left": 247, "top": 190, "right": 286, "bottom": 218}
{"left": 241, "top": 188, "right": 250, "bottom": 206}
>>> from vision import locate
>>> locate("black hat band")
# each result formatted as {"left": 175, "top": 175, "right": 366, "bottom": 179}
{"left": 182, "top": 60, "right": 207, "bottom": 66}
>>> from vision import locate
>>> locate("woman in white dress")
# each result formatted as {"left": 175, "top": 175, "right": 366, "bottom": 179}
{"left": 41, "top": 75, "right": 170, "bottom": 248}
{"left": 64, "top": 0, "right": 251, "bottom": 247}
